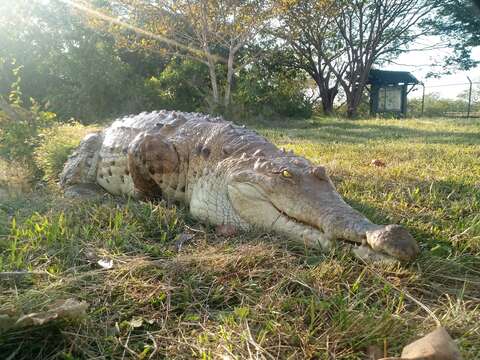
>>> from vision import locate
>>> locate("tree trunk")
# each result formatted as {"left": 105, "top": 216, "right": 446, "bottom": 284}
{"left": 345, "top": 90, "right": 362, "bottom": 119}
{"left": 346, "top": 106, "right": 356, "bottom": 119}
{"left": 224, "top": 49, "right": 235, "bottom": 108}
{"left": 205, "top": 55, "right": 219, "bottom": 106}
{"left": 315, "top": 75, "right": 338, "bottom": 116}
{"left": 320, "top": 87, "right": 338, "bottom": 116}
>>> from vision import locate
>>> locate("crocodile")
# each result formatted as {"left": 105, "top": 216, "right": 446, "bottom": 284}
{"left": 60, "top": 110, "right": 419, "bottom": 261}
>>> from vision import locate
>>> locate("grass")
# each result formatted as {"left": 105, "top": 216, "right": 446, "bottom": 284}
{"left": 1, "top": 116, "right": 479, "bottom": 359}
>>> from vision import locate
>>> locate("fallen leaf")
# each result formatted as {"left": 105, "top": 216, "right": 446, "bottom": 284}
{"left": 128, "top": 317, "right": 144, "bottom": 328}
{"left": 97, "top": 258, "right": 114, "bottom": 269}
{"left": 371, "top": 159, "right": 386, "bottom": 167}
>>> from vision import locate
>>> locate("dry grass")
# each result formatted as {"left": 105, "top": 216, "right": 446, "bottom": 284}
{"left": 0, "top": 117, "right": 479, "bottom": 359}
{"left": 0, "top": 159, "right": 33, "bottom": 196}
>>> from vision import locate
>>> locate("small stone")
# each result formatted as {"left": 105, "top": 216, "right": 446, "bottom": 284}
{"left": 400, "top": 327, "right": 462, "bottom": 360}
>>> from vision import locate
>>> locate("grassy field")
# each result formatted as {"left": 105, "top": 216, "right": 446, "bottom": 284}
{"left": 1, "top": 117, "right": 479, "bottom": 359}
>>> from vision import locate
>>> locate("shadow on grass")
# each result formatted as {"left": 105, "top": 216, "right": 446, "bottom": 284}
{"left": 0, "top": 324, "right": 69, "bottom": 359}
{"left": 255, "top": 118, "right": 480, "bottom": 146}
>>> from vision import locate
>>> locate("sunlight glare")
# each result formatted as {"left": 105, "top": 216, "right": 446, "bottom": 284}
{"left": 57, "top": 0, "right": 225, "bottom": 63}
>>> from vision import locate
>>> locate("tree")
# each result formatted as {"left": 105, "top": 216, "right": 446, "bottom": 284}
{"left": 324, "top": 0, "right": 436, "bottom": 118}
{"left": 146, "top": 57, "right": 211, "bottom": 112}
{"left": 276, "top": 0, "right": 436, "bottom": 118}
{"left": 81, "top": 0, "right": 277, "bottom": 110}
{"left": 0, "top": 0, "right": 155, "bottom": 121}
{"left": 234, "top": 47, "right": 313, "bottom": 118}
{"left": 276, "top": 0, "right": 345, "bottom": 116}
{"left": 426, "top": 0, "right": 480, "bottom": 71}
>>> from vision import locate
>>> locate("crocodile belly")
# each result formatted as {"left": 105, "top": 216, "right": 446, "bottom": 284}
{"left": 96, "top": 127, "right": 140, "bottom": 196}
{"left": 96, "top": 155, "right": 134, "bottom": 196}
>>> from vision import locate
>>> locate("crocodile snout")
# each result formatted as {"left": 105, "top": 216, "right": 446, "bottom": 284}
{"left": 365, "top": 225, "right": 419, "bottom": 261}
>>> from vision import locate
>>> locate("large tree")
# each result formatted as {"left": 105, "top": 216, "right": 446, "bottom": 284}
{"left": 277, "top": 0, "right": 346, "bottom": 115}
{"left": 80, "top": 0, "right": 277, "bottom": 110}
{"left": 278, "top": 0, "right": 436, "bottom": 118}
{"left": 0, "top": 0, "right": 155, "bottom": 120}
{"left": 331, "top": 0, "right": 435, "bottom": 118}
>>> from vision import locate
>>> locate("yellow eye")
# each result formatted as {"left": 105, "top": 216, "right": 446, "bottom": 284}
{"left": 281, "top": 170, "right": 292, "bottom": 178}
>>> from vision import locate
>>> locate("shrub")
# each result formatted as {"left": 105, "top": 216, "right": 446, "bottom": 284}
{"left": 0, "top": 64, "right": 59, "bottom": 174}
{"left": 408, "top": 93, "right": 478, "bottom": 117}
{"left": 34, "top": 123, "right": 99, "bottom": 183}
{"left": 0, "top": 103, "right": 58, "bottom": 170}
{"left": 145, "top": 58, "right": 210, "bottom": 113}
{"left": 233, "top": 56, "right": 313, "bottom": 119}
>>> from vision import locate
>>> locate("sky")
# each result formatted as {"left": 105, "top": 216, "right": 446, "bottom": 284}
{"left": 382, "top": 38, "right": 480, "bottom": 100}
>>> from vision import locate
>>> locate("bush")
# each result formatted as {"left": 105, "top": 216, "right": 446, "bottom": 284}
{"left": 34, "top": 123, "right": 99, "bottom": 183}
{"left": 408, "top": 93, "right": 478, "bottom": 117}
{"left": 145, "top": 58, "right": 210, "bottom": 113}
{"left": 0, "top": 103, "right": 58, "bottom": 169}
{"left": 233, "top": 55, "right": 313, "bottom": 119}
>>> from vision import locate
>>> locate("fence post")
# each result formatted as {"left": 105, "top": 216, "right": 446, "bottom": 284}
{"left": 421, "top": 83, "right": 425, "bottom": 117}
{"left": 467, "top": 76, "right": 472, "bottom": 119}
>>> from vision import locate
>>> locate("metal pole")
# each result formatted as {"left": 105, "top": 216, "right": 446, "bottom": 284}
{"left": 467, "top": 76, "right": 472, "bottom": 119}
{"left": 421, "top": 83, "right": 425, "bottom": 117}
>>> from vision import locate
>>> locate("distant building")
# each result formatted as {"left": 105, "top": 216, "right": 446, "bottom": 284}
{"left": 368, "top": 70, "right": 420, "bottom": 117}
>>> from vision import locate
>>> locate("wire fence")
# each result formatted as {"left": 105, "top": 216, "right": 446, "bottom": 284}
{"left": 407, "top": 79, "right": 480, "bottom": 119}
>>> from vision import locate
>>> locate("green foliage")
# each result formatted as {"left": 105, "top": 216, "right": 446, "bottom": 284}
{"left": 425, "top": 0, "right": 480, "bottom": 72}
{"left": 234, "top": 54, "right": 313, "bottom": 119}
{"left": 143, "top": 56, "right": 313, "bottom": 119}
{"left": 0, "top": 103, "right": 57, "bottom": 166}
{"left": 0, "top": 0, "right": 158, "bottom": 121}
{"left": 8, "top": 61, "right": 23, "bottom": 106}
{"left": 0, "top": 1, "right": 315, "bottom": 123}
{"left": 34, "top": 123, "right": 100, "bottom": 183}
{"left": 408, "top": 93, "right": 478, "bottom": 117}
{"left": 0, "top": 63, "right": 58, "bottom": 174}
{"left": 145, "top": 58, "right": 209, "bottom": 112}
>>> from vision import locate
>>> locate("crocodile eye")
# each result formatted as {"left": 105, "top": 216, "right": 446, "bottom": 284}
{"left": 281, "top": 170, "right": 292, "bottom": 178}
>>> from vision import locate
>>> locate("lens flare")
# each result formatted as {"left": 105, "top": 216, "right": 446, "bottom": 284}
{"left": 58, "top": 0, "right": 225, "bottom": 63}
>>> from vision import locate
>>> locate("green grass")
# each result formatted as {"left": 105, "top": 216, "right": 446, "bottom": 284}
{"left": 1, "top": 117, "right": 479, "bottom": 359}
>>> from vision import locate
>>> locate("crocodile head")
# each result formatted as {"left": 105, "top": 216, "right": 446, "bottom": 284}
{"left": 227, "top": 154, "right": 419, "bottom": 261}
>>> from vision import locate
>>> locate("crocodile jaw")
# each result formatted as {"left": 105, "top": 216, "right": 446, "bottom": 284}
{"left": 228, "top": 182, "right": 333, "bottom": 250}
{"left": 227, "top": 182, "right": 419, "bottom": 261}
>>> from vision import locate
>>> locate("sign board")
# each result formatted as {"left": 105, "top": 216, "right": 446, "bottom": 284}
{"left": 378, "top": 86, "right": 402, "bottom": 112}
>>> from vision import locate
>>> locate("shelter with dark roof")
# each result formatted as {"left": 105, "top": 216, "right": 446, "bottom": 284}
{"left": 367, "top": 69, "right": 420, "bottom": 117}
